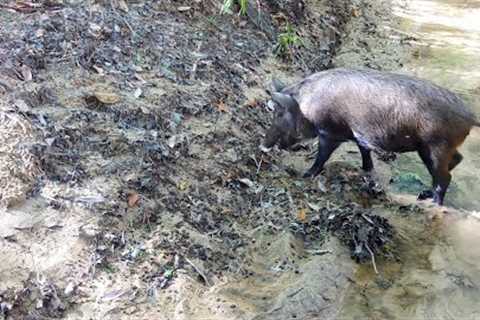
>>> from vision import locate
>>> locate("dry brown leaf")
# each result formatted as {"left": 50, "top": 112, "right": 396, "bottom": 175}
{"left": 20, "top": 65, "right": 32, "bottom": 81}
{"left": 246, "top": 99, "right": 259, "bottom": 108}
{"left": 92, "top": 65, "right": 104, "bottom": 75}
{"left": 94, "top": 91, "right": 121, "bottom": 104}
{"left": 133, "top": 87, "right": 142, "bottom": 98}
{"left": 127, "top": 193, "right": 140, "bottom": 207}
{"left": 297, "top": 208, "right": 307, "bottom": 222}
{"left": 216, "top": 101, "right": 228, "bottom": 112}
{"left": 35, "top": 28, "right": 45, "bottom": 37}
{"left": 14, "top": 99, "right": 30, "bottom": 112}
{"left": 177, "top": 180, "right": 189, "bottom": 191}
{"left": 88, "top": 23, "right": 102, "bottom": 37}
{"left": 118, "top": 0, "right": 129, "bottom": 12}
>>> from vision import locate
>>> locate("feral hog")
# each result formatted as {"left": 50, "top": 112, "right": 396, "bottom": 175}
{"left": 260, "top": 68, "right": 480, "bottom": 205}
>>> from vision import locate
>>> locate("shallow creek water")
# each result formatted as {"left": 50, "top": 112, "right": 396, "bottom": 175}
{"left": 392, "top": 0, "right": 480, "bottom": 210}
{"left": 338, "top": 1, "right": 480, "bottom": 318}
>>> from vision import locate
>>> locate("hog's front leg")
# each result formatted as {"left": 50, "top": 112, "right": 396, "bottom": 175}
{"left": 303, "top": 136, "right": 340, "bottom": 178}
{"left": 358, "top": 144, "right": 374, "bottom": 171}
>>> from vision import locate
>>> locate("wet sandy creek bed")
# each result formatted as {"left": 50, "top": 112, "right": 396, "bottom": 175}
{"left": 0, "top": 0, "right": 479, "bottom": 319}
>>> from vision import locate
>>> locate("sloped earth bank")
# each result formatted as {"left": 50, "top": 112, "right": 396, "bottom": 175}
{"left": 1, "top": 1, "right": 479, "bottom": 319}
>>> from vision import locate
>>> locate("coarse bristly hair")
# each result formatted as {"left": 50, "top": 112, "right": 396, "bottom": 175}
{"left": 280, "top": 68, "right": 478, "bottom": 152}
{"left": 262, "top": 67, "right": 479, "bottom": 205}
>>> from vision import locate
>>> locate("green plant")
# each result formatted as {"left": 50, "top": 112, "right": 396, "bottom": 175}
{"left": 221, "top": 0, "right": 249, "bottom": 16}
{"left": 275, "top": 23, "right": 303, "bottom": 57}
{"left": 103, "top": 263, "right": 118, "bottom": 274}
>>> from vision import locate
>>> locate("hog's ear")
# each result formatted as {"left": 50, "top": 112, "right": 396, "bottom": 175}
{"left": 271, "top": 78, "right": 286, "bottom": 93}
{"left": 265, "top": 78, "right": 286, "bottom": 95}
{"left": 271, "top": 92, "right": 299, "bottom": 113}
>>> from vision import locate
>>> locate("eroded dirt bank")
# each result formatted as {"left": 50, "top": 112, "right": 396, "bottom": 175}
{"left": 1, "top": 0, "right": 467, "bottom": 319}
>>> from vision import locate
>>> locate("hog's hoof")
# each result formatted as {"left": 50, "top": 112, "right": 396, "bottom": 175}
{"left": 362, "top": 165, "right": 374, "bottom": 172}
{"left": 417, "top": 190, "right": 434, "bottom": 201}
{"left": 303, "top": 169, "right": 322, "bottom": 178}
{"left": 432, "top": 194, "right": 444, "bottom": 206}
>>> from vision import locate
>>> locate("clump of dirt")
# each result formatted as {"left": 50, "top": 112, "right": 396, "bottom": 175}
{"left": 0, "top": 0, "right": 411, "bottom": 319}
{"left": 0, "top": 273, "right": 67, "bottom": 319}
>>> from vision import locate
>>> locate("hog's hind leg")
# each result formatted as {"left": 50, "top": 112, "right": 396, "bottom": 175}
{"left": 417, "top": 145, "right": 454, "bottom": 205}
{"left": 448, "top": 151, "right": 463, "bottom": 171}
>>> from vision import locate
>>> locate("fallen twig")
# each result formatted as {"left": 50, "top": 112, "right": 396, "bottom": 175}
{"left": 255, "top": 155, "right": 263, "bottom": 175}
{"left": 184, "top": 257, "right": 211, "bottom": 287}
{"left": 0, "top": 81, "right": 11, "bottom": 91}
{"left": 110, "top": 0, "right": 136, "bottom": 36}
{"left": 287, "top": 287, "right": 304, "bottom": 298}
{"left": 364, "top": 243, "right": 378, "bottom": 274}
{"left": 305, "top": 249, "right": 332, "bottom": 256}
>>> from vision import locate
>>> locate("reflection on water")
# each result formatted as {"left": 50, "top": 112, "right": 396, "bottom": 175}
{"left": 447, "top": 213, "right": 480, "bottom": 273}
{"left": 340, "top": 0, "right": 480, "bottom": 318}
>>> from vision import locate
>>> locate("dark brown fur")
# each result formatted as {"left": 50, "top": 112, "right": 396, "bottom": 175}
{"left": 262, "top": 68, "right": 479, "bottom": 205}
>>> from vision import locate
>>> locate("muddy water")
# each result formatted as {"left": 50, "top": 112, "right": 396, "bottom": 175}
{"left": 338, "top": 1, "right": 480, "bottom": 319}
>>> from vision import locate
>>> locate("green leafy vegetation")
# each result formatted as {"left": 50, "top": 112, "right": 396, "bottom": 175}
{"left": 275, "top": 23, "right": 303, "bottom": 57}
{"left": 221, "top": 0, "right": 249, "bottom": 15}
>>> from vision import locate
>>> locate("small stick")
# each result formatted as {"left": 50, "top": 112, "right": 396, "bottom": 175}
{"left": 287, "top": 287, "right": 304, "bottom": 298}
{"left": 110, "top": 0, "right": 136, "bottom": 36}
{"left": 190, "top": 41, "right": 203, "bottom": 80}
{"left": 364, "top": 243, "right": 379, "bottom": 274}
{"left": 0, "top": 80, "right": 11, "bottom": 91}
{"left": 184, "top": 257, "right": 211, "bottom": 287}
{"left": 255, "top": 156, "right": 263, "bottom": 175}
{"left": 306, "top": 249, "right": 332, "bottom": 256}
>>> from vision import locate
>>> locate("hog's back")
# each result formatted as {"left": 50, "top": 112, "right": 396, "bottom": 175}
{"left": 289, "top": 68, "right": 477, "bottom": 151}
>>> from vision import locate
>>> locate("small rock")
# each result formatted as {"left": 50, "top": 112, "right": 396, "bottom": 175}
{"left": 317, "top": 177, "right": 327, "bottom": 193}
{"left": 14, "top": 99, "right": 30, "bottom": 112}
{"left": 167, "top": 135, "right": 179, "bottom": 149}
{"left": 45, "top": 137, "right": 55, "bottom": 146}
{"left": 125, "top": 306, "right": 138, "bottom": 315}
{"left": 64, "top": 282, "right": 76, "bottom": 296}
{"left": 20, "top": 65, "right": 32, "bottom": 81}
{"left": 238, "top": 178, "right": 255, "bottom": 188}
{"left": 118, "top": 0, "right": 129, "bottom": 12}
{"left": 0, "top": 302, "right": 12, "bottom": 313}
{"left": 89, "top": 22, "right": 102, "bottom": 33}
{"left": 133, "top": 88, "right": 142, "bottom": 99}
{"left": 79, "top": 224, "right": 100, "bottom": 239}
